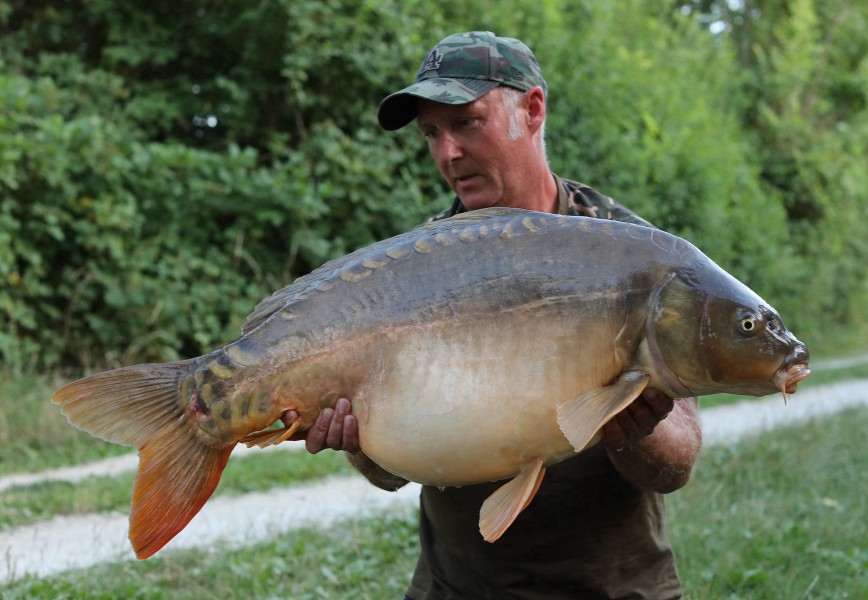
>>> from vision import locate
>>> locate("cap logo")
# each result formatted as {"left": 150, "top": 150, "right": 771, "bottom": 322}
{"left": 417, "top": 49, "right": 443, "bottom": 75}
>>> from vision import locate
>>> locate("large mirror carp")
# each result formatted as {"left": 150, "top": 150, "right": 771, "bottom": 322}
{"left": 53, "top": 208, "right": 811, "bottom": 559}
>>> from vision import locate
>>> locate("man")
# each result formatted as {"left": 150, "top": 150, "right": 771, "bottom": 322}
{"left": 289, "top": 32, "right": 702, "bottom": 599}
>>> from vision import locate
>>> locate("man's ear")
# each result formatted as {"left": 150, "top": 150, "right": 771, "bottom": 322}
{"left": 524, "top": 86, "right": 546, "bottom": 134}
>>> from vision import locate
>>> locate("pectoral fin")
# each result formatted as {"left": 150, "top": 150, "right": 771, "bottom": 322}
{"left": 557, "top": 370, "right": 651, "bottom": 452}
{"left": 479, "top": 458, "right": 546, "bottom": 543}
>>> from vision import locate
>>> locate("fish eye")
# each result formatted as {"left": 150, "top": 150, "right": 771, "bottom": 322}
{"left": 738, "top": 312, "right": 760, "bottom": 335}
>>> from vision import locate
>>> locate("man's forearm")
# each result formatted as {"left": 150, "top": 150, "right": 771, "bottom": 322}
{"left": 346, "top": 451, "right": 410, "bottom": 491}
{"left": 606, "top": 398, "right": 702, "bottom": 493}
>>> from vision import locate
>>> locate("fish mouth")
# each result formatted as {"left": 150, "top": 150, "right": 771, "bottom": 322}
{"left": 774, "top": 362, "right": 812, "bottom": 403}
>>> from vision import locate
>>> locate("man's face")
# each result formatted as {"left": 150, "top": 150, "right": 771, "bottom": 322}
{"left": 417, "top": 89, "right": 531, "bottom": 211}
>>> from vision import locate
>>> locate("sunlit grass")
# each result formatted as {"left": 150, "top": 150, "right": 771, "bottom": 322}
{"left": 2, "top": 390, "right": 866, "bottom": 596}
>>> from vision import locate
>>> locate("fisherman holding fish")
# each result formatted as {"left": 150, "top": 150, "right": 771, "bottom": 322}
{"left": 300, "top": 32, "right": 703, "bottom": 599}
{"left": 53, "top": 30, "right": 810, "bottom": 592}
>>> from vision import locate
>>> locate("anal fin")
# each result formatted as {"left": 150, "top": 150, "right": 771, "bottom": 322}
{"left": 240, "top": 421, "right": 300, "bottom": 448}
{"left": 479, "top": 458, "right": 546, "bottom": 543}
{"left": 557, "top": 370, "right": 651, "bottom": 452}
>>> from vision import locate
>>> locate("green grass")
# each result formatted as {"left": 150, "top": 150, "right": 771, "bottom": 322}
{"left": 0, "top": 448, "right": 354, "bottom": 531}
{"left": 3, "top": 406, "right": 865, "bottom": 599}
{"left": 0, "top": 369, "right": 357, "bottom": 481}
{"left": 0, "top": 368, "right": 353, "bottom": 531}
{"left": 1, "top": 510, "right": 421, "bottom": 600}
{"left": 2, "top": 351, "right": 866, "bottom": 535}
{"left": 0, "top": 474, "right": 134, "bottom": 530}
{"left": 669, "top": 406, "right": 868, "bottom": 598}
{"left": 0, "top": 372, "right": 131, "bottom": 477}
{"left": 1, "top": 351, "right": 866, "bottom": 597}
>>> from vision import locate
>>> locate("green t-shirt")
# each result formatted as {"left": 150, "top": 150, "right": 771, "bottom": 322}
{"left": 407, "top": 176, "right": 682, "bottom": 600}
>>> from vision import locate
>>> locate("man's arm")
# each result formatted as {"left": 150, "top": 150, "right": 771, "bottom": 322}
{"left": 283, "top": 398, "right": 409, "bottom": 492}
{"left": 600, "top": 391, "right": 702, "bottom": 493}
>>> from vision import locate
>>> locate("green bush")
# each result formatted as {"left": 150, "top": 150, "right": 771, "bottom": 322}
{"left": 1, "top": 0, "right": 866, "bottom": 368}
{"left": 0, "top": 0, "right": 446, "bottom": 368}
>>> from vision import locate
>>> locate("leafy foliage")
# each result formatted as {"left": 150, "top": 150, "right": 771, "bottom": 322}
{"left": 0, "top": 0, "right": 866, "bottom": 368}
{"left": 681, "top": 0, "right": 868, "bottom": 340}
{"left": 0, "top": 0, "right": 444, "bottom": 367}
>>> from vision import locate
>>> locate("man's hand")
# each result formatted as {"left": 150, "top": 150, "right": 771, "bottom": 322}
{"left": 280, "top": 397, "right": 361, "bottom": 454}
{"left": 281, "top": 398, "right": 409, "bottom": 491}
{"left": 600, "top": 389, "right": 675, "bottom": 449}
{"left": 600, "top": 390, "right": 701, "bottom": 493}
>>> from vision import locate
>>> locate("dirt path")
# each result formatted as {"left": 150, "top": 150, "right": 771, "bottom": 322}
{"left": 2, "top": 378, "right": 867, "bottom": 584}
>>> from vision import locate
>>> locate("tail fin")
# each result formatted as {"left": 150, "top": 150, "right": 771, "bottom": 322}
{"left": 130, "top": 415, "right": 232, "bottom": 558}
{"left": 52, "top": 361, "right": 235, "bottom": 559}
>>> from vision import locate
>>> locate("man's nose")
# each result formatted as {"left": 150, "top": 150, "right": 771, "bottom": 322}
{"left": 434, "top": 132, "right": 463, "bottom": 164}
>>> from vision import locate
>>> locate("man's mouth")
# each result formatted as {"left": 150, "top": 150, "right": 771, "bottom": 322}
{"left": 454, "top": 174, "right": 478, "bottom": 187}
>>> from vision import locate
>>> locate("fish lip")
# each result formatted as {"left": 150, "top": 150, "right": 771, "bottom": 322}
{"left": 775, "top": 362, "right": 812, "bottom": 395}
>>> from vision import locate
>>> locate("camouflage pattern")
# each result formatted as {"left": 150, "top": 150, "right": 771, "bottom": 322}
{"left": 378, "top": 31, "right": 546, "bottom": 131}
{"left": 428, "top": 175, "right": 655, "bottom": 228}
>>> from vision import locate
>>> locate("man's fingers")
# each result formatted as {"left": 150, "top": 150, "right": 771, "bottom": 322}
{"left": 306, "top": 407, "right": 334, "bottom": 454}
{"left": 331, "top": 398, "right": 361, "bottom": 453}
{"left": 601, "top": 418, "right": 626, "bottom": 447}
{"left": 325, "top": 409, "right": 346, "bottom": 449}
{"left": 623, "top": 401, "right": 654, "bottom": 437}
{"left": 603, "top": 391, "right": 677, "bottom": 449}
{"left": 641, "top": 389, "right": 675, "bottom": 420}
{"left": 341, "top": 414, "right": 361, "bottom": 454}
{"left": 280, "top": 410, "right": 298, "bottom": 428}
{"left": 282, "top": 409, "right": 310, "bottom": 442}
{"left": 325, "top": 398, "right": 350, "bottom": 448}
{"left": 280, "top": 398, "right": 360, "bottom": 454}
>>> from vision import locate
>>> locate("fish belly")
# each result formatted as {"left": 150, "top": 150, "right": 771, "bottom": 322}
{"left": 354, "top": 312, "right": 622, "bottom": 486}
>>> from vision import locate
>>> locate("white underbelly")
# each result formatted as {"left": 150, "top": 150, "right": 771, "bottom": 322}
{"left": 354, "top": 316, "right": 620, "bottom": 485}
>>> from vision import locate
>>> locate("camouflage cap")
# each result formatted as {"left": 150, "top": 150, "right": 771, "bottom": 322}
{"left": 377, "top": 31, "right": 546, "bottom": 131}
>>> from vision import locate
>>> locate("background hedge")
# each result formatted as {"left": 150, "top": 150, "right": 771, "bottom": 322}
{"left": 1, "top": 0, "right": 866, "bottom": 369}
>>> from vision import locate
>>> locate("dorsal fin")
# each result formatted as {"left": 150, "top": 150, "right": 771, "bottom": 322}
{"left": 438, "top": 207, "right": 529, "bottom": 222}
{"left": 241, "top": 207, "right": 541, "bottom": 334}
{"left": 241, "top": 239, "right": 392, "bottom": 334}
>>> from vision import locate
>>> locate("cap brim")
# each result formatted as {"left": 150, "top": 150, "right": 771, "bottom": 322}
{"left": 377, "top": 78, "right": 500, "bottom": 131}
